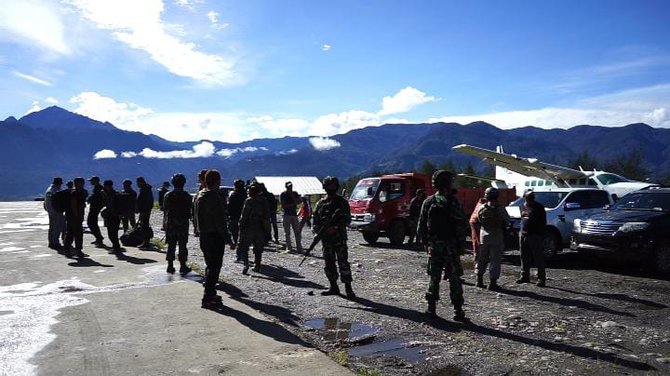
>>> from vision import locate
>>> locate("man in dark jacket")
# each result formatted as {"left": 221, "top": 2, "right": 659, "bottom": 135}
{"left": 516, "top": 189, "right": 548, "bottom": 287}
{"left": 163, "top": 174, "right": 192, "bottom": 274}
{"left": 102, "top": 180, "right": 123, "bottom": 253}
{"left": 158, "top": 181, "right": 170, "bottom": 211}
{"left": 120, "top": 179, "right": 137, "bottom": 232}
{"left": 228, "top": 179, "right": 246, "bottom": 260}
{"left": 408, "top": 189, "right": 426, "bottom": 245}
{"left": 136, "top": 176, "right": 154, "bottom": 248}
{"left": 65, "top": 177, "right": 88, "bottom": 258}
{"left": 260, "top": 183, "right": 279, "bottom": 244}
{"left": 86, "top": 176, "right": 105, "bottom": 246}
{"left": 193, "top": 169, "right": 234, "bottom": 309}
{"left": 238, "top": 182, "right": 270, "bottom": 274}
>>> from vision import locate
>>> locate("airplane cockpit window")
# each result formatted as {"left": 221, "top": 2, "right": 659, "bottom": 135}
{"left": 596, "top": 173, "right": 629, "bottom": 185}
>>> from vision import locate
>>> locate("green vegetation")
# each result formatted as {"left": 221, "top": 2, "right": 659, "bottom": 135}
{"left": 332, "top": 349, "right": 348, "bottom": 366}
{"left": 150, "top": 237, "right": 166, "bottom": 250}
{"left": 357, "top": 367, "right": 383, "bottom": 376}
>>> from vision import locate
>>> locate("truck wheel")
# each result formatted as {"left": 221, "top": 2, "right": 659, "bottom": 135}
{"left": 362, "top": 231, "right": 379, "bottom": 244}
{"left": 388, "top": 221, "right": 406, "bottom": 246}
{"left": 542, "top": 231, "right": 560, "bottom": 260}
{"left": 654, "top": 240, "right": 670, "bottom": 276}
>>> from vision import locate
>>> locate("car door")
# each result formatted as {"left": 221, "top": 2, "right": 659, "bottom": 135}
{"left": 558, "top": 191, "right": 592, "bottom": 244}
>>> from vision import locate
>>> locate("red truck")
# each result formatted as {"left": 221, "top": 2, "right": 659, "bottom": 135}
{"left": 348, "top": 173, "right": 516, "bottom": 245}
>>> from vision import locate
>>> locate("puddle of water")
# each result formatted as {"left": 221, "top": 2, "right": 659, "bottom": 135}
{"left": 304, "top": 318, "right": 379, "bottom": 343}
{"left": 348, "top": 338, "right": 426, "bottom": 363}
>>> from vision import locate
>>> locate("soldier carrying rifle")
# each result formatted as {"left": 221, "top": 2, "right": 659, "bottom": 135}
{"left": 312, "top": 176, "right": 355, "bottom": 298}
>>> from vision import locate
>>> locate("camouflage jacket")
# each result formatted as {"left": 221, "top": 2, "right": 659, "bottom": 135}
{"left": 193, "top": 188, "right": 231, "bottom": 241}
{"left": 313, "top": 195, "right": 351, "bottom": 245}
{"left": 417, "top": 192, "right": 467, "bottom": 249}
{"left": 239, "top": 195, "right": 270, "bottom": 232}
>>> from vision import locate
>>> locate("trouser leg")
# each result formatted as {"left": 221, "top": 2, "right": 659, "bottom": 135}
{"left": 271, "top": 216, "right": 279, "bottom": 241}
{"left": 529, "top": 234, "right": 546, "bottom": 281}
{"left": 489, "top": 244, "right": 504, "bottom": 281}
{"left": 177, "top": 236, "right": 188, "bottom": 263}
{"left": 107, "top": 220, "right": 120, "bottom": 249}
{"left": 87, "top": 209, "right": 103, "bottom": 241}
{"left": 519, "top": 234, "right": 532, "bottom": 280}
{"left": 323, "top": 245, "right": 339, "bottom": 283}
{"left": 334, "top": 244, "right": 352, "bottom": 283}
{"left": 74, "top": 217, "right": 84, "bottom": 250}
{"left": 200, "top": 233, "right": 224, "bottom": 298}
{"left": 425, "top": 255, "right": 444, "bottom": 302}
{"left": 476, "top": 243, "right": 491, "bottom": 277}
{"left": 290, "top": 216, "right": 302, "bottom": 252}
{"left": 283, "top": 215, "right": 293, "bottom": 249}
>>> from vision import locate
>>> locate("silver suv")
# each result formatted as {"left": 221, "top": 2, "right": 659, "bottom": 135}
{"left": 505, "top": 188, "right": 614, "bottom": 259}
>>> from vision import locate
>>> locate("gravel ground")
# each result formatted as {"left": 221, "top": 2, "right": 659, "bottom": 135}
{"left": 149, "top": 210, "right": 670, "bottom": 375}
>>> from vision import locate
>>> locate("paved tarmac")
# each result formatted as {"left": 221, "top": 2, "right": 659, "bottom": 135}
{"left": 0, "top": 201, "right": 351, "bottom": 376}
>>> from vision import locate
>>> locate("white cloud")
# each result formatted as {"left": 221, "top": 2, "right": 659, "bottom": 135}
{"left": 0, "top": 0, "right": 70, "bottom": 54}
{"left": 216, "top": 146, "right": 268, "bottom": 158}
{"left": 121, "top": 151, "right": 137, "bottom": 158}
{"left": 137, "top": 141, "right": 215, "bottom": 159}
{"left": 310, "top": 110, "right": 381, "bottom": 136}
{"left": 45, "top": 97, "right": 59, "bottom": 105}
{"left": 12, "top": 71, "right": 53, "bottom": 86}
{"left": 70, "top": 91, "right": 153, "bottom": 126}
{"left": 206, "top": 10, "right": 219, "bottom": 23}
{"left": 277, "top": 149, "right": 298, "bottom": 155}
{"left": 379, "top": 87, "right": 437, "bottom": 116}
{"left": 93, "top": 149, "right": 117, "bottom": 159}
{"left": 309, "top": 137, "right": 341, "bottom": 151}
{"left": 65, "top": 0, "right": 237, "bottom": 86}
{"left": 25, "top": 101, "right": 42, "bottom": 115}
{"left": 321, "top": 44, "right": 331, "bottom": 51}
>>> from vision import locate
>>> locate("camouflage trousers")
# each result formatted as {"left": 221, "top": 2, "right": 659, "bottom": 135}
{"left": 425, "top": 241, "right": 464, "bottom": 308}
{"left": 166, "top": 219, "right": 189, "bottom": 263}
{"left": 323, "top": 242, "right": 352, "bottom": 283}
{"left": 239, "top": 227, "right": 265, "bottom": 266}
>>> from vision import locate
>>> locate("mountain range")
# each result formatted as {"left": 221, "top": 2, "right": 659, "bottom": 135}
{"left": 1, "top": 106, "right": 668, "bottom": 200}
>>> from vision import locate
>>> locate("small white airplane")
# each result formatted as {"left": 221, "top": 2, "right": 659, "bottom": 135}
{"left": 452, "top": 144, "right": 655, "bottom": 199}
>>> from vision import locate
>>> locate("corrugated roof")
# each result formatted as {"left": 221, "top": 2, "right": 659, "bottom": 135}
{"left": 254, "top": 176, "right": 325, "bottom": 196}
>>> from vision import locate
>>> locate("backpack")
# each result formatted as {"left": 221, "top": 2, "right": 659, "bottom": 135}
{"left": 120, "top": 224, "right": 154, "bottom": 247}
{"left": 51, "top": 190, "right": 70, "bottom": 214}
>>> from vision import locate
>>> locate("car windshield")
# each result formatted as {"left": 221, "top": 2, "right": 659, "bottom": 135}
{"left": 509, "top": 191, "right": 568, "bottom": 209}
{"left": 595, "top": 173, "right": 629, "bottom": 185}
{"left": 350, "top": 178, "right": 380, "bottom": 201}
{"left": 611, "top": 192, "right": 670, "bottom": 212}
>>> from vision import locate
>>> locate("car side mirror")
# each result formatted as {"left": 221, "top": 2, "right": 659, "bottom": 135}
{"left": 564, "top": 202, "right": 581, "bottom": 211}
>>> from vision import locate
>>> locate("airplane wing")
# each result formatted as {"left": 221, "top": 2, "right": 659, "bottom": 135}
{"left": 452, "top": 144, "right": 586, "bottom": 181}
{"left": 456, "top": 173, "right": 509, "bottom": 189}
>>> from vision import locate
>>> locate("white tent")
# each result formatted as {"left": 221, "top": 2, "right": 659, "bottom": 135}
{"left": 254, "top": 176, "right": 325, "bottom": 196}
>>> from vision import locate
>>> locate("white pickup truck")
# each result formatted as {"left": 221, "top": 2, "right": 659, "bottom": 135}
{"left": 505, "top": 188, "right": 614, "bottom": 259}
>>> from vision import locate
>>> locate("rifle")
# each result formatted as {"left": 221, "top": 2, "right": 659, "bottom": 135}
{"left": 299, "top": 208, "right": 343, "bottom": 266}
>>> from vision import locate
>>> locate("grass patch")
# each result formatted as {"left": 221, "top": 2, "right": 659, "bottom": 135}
{"left": 357, "top": 367, "right": 382, "bottom": 376}
{"left": 150, "top": 237, "right": 166, "bottom": 250}
{"left": 332, "top": 349, "right": 348, "bottom": 366}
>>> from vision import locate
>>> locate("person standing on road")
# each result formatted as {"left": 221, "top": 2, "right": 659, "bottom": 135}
{"left": 475, "top": 188, "right": 510, "bottom": 290}
{"left": 163, "top": 174, "right": 192, "bottom": 275}
{"left": 228, "top": 179, "right": 246, "bottom": 261}
{"left": 136, "top": 176, "right": 154, "bottom": 248}
{"left": 120, "top": 179, "right": 137, "bottom": 233}
{"left": 260, "top": 183, "right": 279, "bottom": 244}
{"left": 158, "top": 181, "right": 170, "bottom": 211}
{"left": 298, "top": 196, "right": 312, "bottom": 234}
{"left": 417, "top": 170, "right": 467, "bottom": 321}
{"left": 45, "top": 177, "right": 66, "bottom": 250}
{"left": 408, "top": 189, "right": 426, "bottom": 246}
{"left": 469, "top": 197, "right": 486, "bottom": 270}
{"left": 237, "top": 182, "right": 270, "bottom": 274}
{"left": 192, "top": 169, "right": 208, "bottom": 238}
{"left": 64, "top": 177, "right": 88, "bottom": 258}
{"left": 313, "top": 176, "right": 355, "bottom": 298}
{"left": 193, "top": 169, "right": 234, "bottom": 309}
{"left": 102, "top": 180, "right": 123, "bottom": 253}
{"left": 517, "top": 189, "right": 547, "bottom": 287}
{"left": 280, "top": 181, "right": 303, "bottom": 252}
{"left": 86, "top": 176, "right": 105, "bottom": 247}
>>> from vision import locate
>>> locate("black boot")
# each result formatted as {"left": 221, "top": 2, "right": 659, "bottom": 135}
{"left": 425, "top": 300, "right": 437, "bottom": 318}
{"left": 453, "top": 307, "right": 466, "bottom": 322}
{"left": 252, "top": 253, "right": 262, "bottom": 273}
{"left": 166, "top": 261, "right": 175, "bottom": 274}
{"left": 321, "top": 281, "right": 340, "bottom": 296}
{"left": 476, "top": 274, "right": 485, "bottom": 288}
{"left": 488, "top": 279, "right": 499, "bottom": 291}
{"left": 344, "top": 282, "right": 356, "bottom": 298}
{"left": 179, "top": 262, "right": 191, "bottom": 275}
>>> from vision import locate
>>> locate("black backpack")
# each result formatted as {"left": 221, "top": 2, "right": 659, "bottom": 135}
{"left": 51, "top": 190, "right": 70, "bottom": 214}
{"left": 120, "top": 224, "right": 154, "bottom": 247}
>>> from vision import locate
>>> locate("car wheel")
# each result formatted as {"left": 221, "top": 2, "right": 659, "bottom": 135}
{"left": 655, "top": 240, "right": 670, "bottom": 276}
{"left": 542, "top": 231, "right": 560, "bottom": 260}
{"left": 388, "top": 221, "right": 406, "bottom": 246}
{"left": 362, "top": 231, "right": 379, "bottom": 244}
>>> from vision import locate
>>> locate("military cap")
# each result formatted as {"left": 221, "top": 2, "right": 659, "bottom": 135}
{"left": 88, "top": 176, "right": 100, "bottom": 182}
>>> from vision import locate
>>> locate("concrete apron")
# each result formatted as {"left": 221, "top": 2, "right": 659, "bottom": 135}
{"left": 0, "top": 201, "right": 351, "bottom": 376}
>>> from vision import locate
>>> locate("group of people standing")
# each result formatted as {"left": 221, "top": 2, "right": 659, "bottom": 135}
{"left": 44, "top": 175, "right": 155, "bottom": 257}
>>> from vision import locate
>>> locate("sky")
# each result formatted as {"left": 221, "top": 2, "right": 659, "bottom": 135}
{"left": 1, "top": 0, "right": 669, "bottom": 144}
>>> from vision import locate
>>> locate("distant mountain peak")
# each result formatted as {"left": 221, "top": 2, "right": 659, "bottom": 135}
{"left": 3, "top": 116, "right": 18, "bottom": 123}
{"left": 19, "top": 106, "right": 114, "bottom": 130}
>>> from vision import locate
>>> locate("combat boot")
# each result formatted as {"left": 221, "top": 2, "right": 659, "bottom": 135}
{"left": 476, "top": 274, "right": 485, "bottom": 288}
{"left": 321, "top": 281, "right": 340, "bottom": 296}
{"left": 488, "top": 279, "right": 499, "bottom": 291}
{"left": 425, "top": 300, "right": 437, "bottom": 318}
{"left": 344, "top": 282, "right": 356, "bottom": 299}
{"left": 179, "top": 262, "right": 191, "bottom": 275}
{"left": 453, "top": 307, "right": 466, "bottom": 322}
{"left": 166, "top": 261, "right": 175, "bottom": 274}
{"left": 252, "top": 253, "right": 262, "bottom": 273}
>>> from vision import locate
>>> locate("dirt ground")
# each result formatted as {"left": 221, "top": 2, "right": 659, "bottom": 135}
{"left": 150, "top": 212, "right": 670, "bottom": 376}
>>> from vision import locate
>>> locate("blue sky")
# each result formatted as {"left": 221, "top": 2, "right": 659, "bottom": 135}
{"left": 1, "top": 0, "right": 669, "bottom": 143}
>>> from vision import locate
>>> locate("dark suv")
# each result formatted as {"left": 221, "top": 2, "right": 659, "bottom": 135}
{"left": 571, "top": 187, "right": 670, "bottom": 275}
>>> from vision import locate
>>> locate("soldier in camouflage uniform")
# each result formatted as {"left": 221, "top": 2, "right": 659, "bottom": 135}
{"left": 417, "top": 170, "right": 468, "bottom": 321}
{"left": 163, "top": 173, "right": 192, "bottom": 275}
{"left": 237, "top": 182, "right": 270, "bottom": 274}
{"left": 313, "top": 176, "right": 355, "bottom": 298}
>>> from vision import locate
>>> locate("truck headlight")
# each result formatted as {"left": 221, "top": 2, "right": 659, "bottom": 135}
{"left": 618, "top": 222, "right": 650, "bottom": 233}
{"left": 573, "top": 218, "right": 581, "bottom": 232}
{"left": 363, "top": 213, "right": 376, "bottom": 223}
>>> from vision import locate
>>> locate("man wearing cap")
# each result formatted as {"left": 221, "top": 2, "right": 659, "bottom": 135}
{"left": 237, "top": 182, "right": 270, "bottom": 274}
{"left": 475, "top": 187, "right": 510, "bottom": 290}
{"left": 102, "top": 180, "right": 123, "bottom": 253}
{"left": 136, "top": 176, "right": 154, "bottom": 248}
{"left": 280, "top": 181, "right": 302, "bottom": 252}
{"left": 120, "top": 179, "right": 137, "bottom": 232}
{"left": 228, "top": 179, "right": 246, "bottom": 260}
{"left": 86, "top": 176, "right": 105, "bottom": 246}
{"left": 163, "top": 174, "right": 192, "bottom": 274}
{"left": 517, "top": 189, "right": 547, "bottom": 287}
{"left": 417, "top": 170, "right": 468, "bottom": 321}
{"left": 44, "top": 177, "right": 65, "bottom": 250}
{"left": 64, "top": 177, "right": 89, "bottom": 257}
